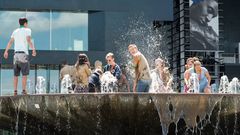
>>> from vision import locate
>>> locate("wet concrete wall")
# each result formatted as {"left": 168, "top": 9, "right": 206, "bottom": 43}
{"left": 0, "top": 94, "right": 239, "bottom": 135}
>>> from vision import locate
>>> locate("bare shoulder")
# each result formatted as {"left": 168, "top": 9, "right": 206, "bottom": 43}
{"left": 133, "top": 52, "right": 141, "bottom": 62}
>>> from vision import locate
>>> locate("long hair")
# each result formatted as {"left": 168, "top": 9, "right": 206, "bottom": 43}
{"left": 75, "top": 53, "right": 89, "bottom": 68}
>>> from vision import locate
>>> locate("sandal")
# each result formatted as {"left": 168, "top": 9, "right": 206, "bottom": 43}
{"left": 14, "top": 90, "right": 17, "bottom": 96}
{"left": 22, "top": 90, "right": 27, "bottom": 95}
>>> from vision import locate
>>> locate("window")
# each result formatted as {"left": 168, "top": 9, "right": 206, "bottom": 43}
{"left": 1, "top": 68, "right": 14, "bottom": 96}
{"left": 0, "top": 11, "right": 88, "bottom": 51}
{"left": 49, "top": 65, "right": 60, "bottom": 93}
{"left": 51, "top": 12, "right": 88, "bottom": 51}
{"left": 0, "top": 11, "right": 27, "bottom": 50}
{"left": 27, "top": 11, "right": 50, "bottom": 50}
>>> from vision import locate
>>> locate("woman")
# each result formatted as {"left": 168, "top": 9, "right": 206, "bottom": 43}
{"left": 150, "top": 58, "right": 173, "bottom": 93}
{"left": 74, "top": 53, "right": 91, "bottom": 93}
{"left": 186, "top": 60, "right": 211, "bottom": 93}
{"left": 184, "top": 57, "right": 194, "bottom": 92}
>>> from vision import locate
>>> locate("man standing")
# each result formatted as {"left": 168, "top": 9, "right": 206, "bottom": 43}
{"left": 103, "top": 52, "right": 122, "bottom": 80}
{"left": 4, "top": 17, "right": 36, "bottom": 96}
{"left": 128, "top": 44, "right": 151, "bottom": 92}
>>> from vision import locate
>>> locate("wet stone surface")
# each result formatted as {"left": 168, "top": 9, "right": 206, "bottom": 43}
{"left": 0, "top": 93, "right": 239, "bottom": 135}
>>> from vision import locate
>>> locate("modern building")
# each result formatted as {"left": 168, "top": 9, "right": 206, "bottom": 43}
{"left": 1, "top": 0, "right": 240, "bottom": 95}
{"left": 0, "top": 0, "right": 173, "bottom": 95}
{"left": 170, "top": 0, "right": 240, "bottom": 91}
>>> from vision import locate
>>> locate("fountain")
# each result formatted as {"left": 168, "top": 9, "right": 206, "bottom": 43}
{"left": 228, "top": 77, "right": 240, "bottom": 94}
{"left": 61, "top": 74, "right": 73, "bottom": 94}
{"left": 114, "top": 15, "right": 171, "bottom": 91}
{"left": 35, "top": 76, "right": 46, "bottom": 94}
{"left": 149, "top": 71, "right": 173, "bottom": 93}
{"left": 100, "top": 71, "right": 118, "bottom": 93}
{"left": 50, "top": 82, "right": 58, "bottom": 93}
{"left": 211, "top": 83, "right": 218, "bottom": 93}
{"left": 1, "top": 65, "right": 240, "bottom": 135}
{"left": 187, "top": 73, "right": 200, "bottom": 93}
{"left": 27, "top": 79, "right": 34, "bottom": 94}
{"left": 1, "top": 15, "right": 240, "bottom": 135}
{"left": 0, "top": 93, "right": 239, "bottom": 134}
{"left": 218, "top": 75, "right": 230, "bottom": 93}
{"left": 218, "top": 75, "right": 240, "bottom": 94}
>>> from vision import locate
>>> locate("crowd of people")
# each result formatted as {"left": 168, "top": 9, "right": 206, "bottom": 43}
{"left": 3, "top": 17, "right": 212, "bottom": 95}
{"left": 60, "top": 44, "right": 154, "bottom": 93}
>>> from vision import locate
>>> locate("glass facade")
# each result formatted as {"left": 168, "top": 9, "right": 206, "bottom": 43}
{"left": 49, "top": 65, "right": 60, "bottom": 93}
{"left": 0, "top": 64, "right": 61, "bottom": 96}
{"left": 0, "top": 10, "right": 88, "bottom": 95}
{"left": 1, "top": 66, "right": 13, "bottom": 96}
{"left": 0, "top": 11, "right": 88, "bottom": 51}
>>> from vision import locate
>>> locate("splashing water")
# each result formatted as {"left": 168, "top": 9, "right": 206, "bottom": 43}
{"left": 35, "top": 76, "right": 46, "bottom": 94}
{"left": 218, "top": 75, "right": 230, "bottom": 93}
{"left": 50, "top": 82, "right": 58, "bottom": 93}
{"left": 228, "top": 77, "right": 240, "bottom": 94}
{"left": 101, "top": 71, "right": 118, "bottom": 93}
{"left": 27, "top": 79, "right": 34, "bottom": 94}
{"left": 187, "top": 73, "right": 200, "bottom": 93}
{"left": 218, "top": 76, "right": 240, "bottom": 94}
{"left": 61, "top": 74, "right": 72, "bottom": 94}
{"left": 149, "top": 70, "right": 173, "bottom": 93}
{"left": 113, "top": 15, "right": 171, "bottom": 89}
{"left": 115, "top": 16, "right": 169, "bottom": 65}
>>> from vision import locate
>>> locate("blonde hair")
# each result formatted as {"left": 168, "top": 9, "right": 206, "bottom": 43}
{"left": 95, "top": 66, "right": 103, "bottom": 75}
{"left": 94, "top": 60, "right": 102, "bottom": 69}
{"left": 194, "top": 60, "right": 201, "bottom": 66}
{"left": 155, "top": 58, "right": 164, "bottom": 65}
{"left": 128, "top": 44, "right": 137, "bottom": 49}
{"left": 193, "top": 57, "right": 199, "bottom": 62}
{"left": 186, "top": 57, "right": 193, "bottom": 64}
{"left": 105, "top": 52, "right": 114, "bottom": 59}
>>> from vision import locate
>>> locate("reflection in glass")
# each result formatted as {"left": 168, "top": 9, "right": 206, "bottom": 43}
{"left": 50, "top": 65, "right": 60, "bottom": 93}
{"left": 51, "top": 12, "right": 88, "bottom": 51}
{"left": 37, "top": 65, "right": 47, "bottom": 93}
{"left": 27, "top": 11, "right": 50, "bottom": 50}
{"left": 1, "top": 68, "right": 14, "bottom": 96}
{"left": 0, "top": 65, "right": 36, "bottom": 95}
{"left": 27, "top": 70, "right": 36, "bottom": 94}
{"left": 0, "top": 11, "right": 27, "bottom": 49}
{"left": 0, "top": 11, "right": 88, "bottom": 51}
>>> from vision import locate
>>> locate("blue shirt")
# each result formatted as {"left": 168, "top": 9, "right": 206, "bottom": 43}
{"left": 104, "top": 64, "right": 122, "bottom": 80}
{"left": 189, "top": 67, "right": 209, "bottom": 92}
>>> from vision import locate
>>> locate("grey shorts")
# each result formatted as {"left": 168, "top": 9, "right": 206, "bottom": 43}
{"left": 13, "top": 52, "right": 30, "bottom": 76}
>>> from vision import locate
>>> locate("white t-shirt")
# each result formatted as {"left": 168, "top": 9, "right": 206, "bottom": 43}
{"left": 11, "top": 27, "right": 31, "bottom": 55}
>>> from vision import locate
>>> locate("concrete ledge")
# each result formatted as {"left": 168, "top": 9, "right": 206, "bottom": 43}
{"left": 0, "top": 93, "right": 239, "bottom": 134}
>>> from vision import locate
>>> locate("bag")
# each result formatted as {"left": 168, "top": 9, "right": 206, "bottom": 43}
{"left": 14, "top": 53, "right": 28, "bottom": 64}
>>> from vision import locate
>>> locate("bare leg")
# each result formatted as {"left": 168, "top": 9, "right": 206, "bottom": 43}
{"left": 14, "top": 76, "right": 18, "bottom": 96}
{"left": 204, "top": 86, "right": 211, "bottom": 94}
{"left": 22, "top": 75, "right": 27, "bottom": 94}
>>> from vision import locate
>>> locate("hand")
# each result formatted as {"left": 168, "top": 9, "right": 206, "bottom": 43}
{"left": 4, "top": 51, "right": 8, "bottom": 59}
{"left": 85, "top": 61, "right": 90, "bottom": 67}
{"left": 32, "top": 49, "right": 36, "bottom": 56}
